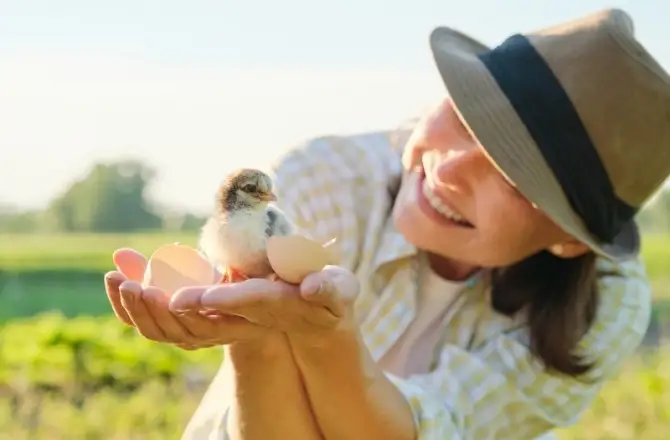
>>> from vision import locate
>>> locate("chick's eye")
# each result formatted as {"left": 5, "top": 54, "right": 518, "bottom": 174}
{"left": 242, "top": 184, "right": 258, "bottom": 193}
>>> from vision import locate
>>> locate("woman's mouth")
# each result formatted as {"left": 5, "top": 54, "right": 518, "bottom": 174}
{"left": 416, "top": 172, "right": 475, "bottom": 228}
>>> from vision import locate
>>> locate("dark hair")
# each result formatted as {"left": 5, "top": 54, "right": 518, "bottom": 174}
{"left": 490, "top": 250, "right": 599, "bottom": 377}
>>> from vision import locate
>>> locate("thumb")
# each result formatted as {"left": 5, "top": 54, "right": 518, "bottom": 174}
{"left": 300, "top": 266, "right": 359, "bottom": 317}
{"left": 112, "top": 248, "right": 148, "bottom": 282}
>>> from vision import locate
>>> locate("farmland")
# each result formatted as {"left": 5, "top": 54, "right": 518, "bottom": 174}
{"left": 0, "top": 232, "right": 668, "bottom": 439}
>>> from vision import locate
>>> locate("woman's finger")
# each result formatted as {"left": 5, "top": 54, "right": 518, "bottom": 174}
{"left": 141, "top": 286, "right": 197, "bottom": 344}
{"left": 173, "top": 280, "right": 338, "bottom": 330}
{"left": 300, "top": 266, "right": 359, "bottom": 317}
{"left": 113, "top": 248, "right": 148, "bottom": 282}
{"left": 119, "top": 280, "right": 167, "bottom": 342}
{"left": 184, "top": 280, "right": 284, "bottom": 327}
{"left": 169, "top": 284, "right": 271, "bottom": 341}
{"left": 175, "top": 342, "right": 216, "bottom": 351}
{"left": 104, "top": 271, "right": 134, "bottom": 326}
{"left": 205, "top": 279, "right": 292, "bottom": 310}
{"left": 177, "top": 310, "right": 265, "bottom": 342}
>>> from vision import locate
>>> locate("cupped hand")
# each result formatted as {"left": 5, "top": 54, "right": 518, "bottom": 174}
{"left": 103, "top": 248, "right": 269, "bottom": 350}
{"left": 169, "top": 265, "right": 360, "bottom": 339}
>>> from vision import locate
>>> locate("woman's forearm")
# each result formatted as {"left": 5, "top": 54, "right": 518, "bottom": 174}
{"left": 224, "top": 334, "right": 323, "bottom": 440}
{"left": 288, "top": 328, "right": 416, "bottom": 440}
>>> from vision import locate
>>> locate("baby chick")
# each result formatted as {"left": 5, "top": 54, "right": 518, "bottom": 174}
{"left": 199, "top": 168, "right": 294, "bottom": 281}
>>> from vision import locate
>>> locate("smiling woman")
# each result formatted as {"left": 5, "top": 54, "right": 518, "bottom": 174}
{"left": 393, "top": 97, "right": 603, "bottom": 376}
{"left": 103, "top": 8, "right": 668, "bottom": 440}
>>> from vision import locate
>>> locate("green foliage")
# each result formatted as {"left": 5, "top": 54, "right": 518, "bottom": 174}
{"left": 0, "top": 313, "right": 667, "bottom": 438}
{"left": 0, "top": 312, "right": 222, "bottom": 393}
{"left": 0, "top": 312, "right": 222, "bottom": 439}
{"left": 0, "top": 380, "right": 205, "bottom": 440}
{"left": 557, "top": 352, "right": 670, "bottom": 440}
{"left": 0, "top": 205, "right": 41, "bottom": 233}
{"left": 44, "top": 160, "right": 163, "bottom": 233}
{"left": 0, "top": 159, "right": 209, "bottom": 234}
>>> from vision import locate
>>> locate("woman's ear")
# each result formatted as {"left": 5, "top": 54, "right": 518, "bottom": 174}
{"left": 547, "top": 240, "right": 591, "bottom": 259}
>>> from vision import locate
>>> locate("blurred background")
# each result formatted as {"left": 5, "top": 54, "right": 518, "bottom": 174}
{"left": 1, "top": 1, "right": 668, "bottom": 439}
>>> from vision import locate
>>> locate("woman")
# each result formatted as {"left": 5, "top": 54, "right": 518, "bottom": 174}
{"left": 105, "top": 8, "right": 667, "bottom": 440}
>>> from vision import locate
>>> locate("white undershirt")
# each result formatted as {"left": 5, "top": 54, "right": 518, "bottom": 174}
{"left": 379, "top": 255, "right": 466, "bottom": 378}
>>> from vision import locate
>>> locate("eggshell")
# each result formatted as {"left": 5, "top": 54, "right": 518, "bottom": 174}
{"left": 142, "top": 243, "right": 219, "bottom": 296}
{"left": 267, "top": 235, "right": 333, "bottom": 284}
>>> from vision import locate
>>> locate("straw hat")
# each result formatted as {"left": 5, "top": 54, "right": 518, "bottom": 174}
{"left": 429, "top": 8, "right": 670, "bottom": 260}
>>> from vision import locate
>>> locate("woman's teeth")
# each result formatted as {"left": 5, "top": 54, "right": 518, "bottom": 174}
{"left": 422, "top": 181, "right": 470, "bottom": 226}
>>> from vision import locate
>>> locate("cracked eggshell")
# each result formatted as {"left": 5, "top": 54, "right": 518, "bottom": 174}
{"left": 267, "top": 235, "right": 332, "bottom": 284}
{"left": 142, "top": 243, "right": 219, "bottom": 296}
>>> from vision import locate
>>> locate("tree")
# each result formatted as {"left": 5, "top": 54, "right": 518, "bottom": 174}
{"left": 44, "top": 160, "right": 163, "bottom": 232}
{"left": 0, "top": 204, "right": 40, "bottom": 233}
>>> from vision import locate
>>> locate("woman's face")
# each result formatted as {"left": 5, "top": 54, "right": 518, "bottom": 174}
{"left": 392, "top": 98, "right": 588, "bottom": 269}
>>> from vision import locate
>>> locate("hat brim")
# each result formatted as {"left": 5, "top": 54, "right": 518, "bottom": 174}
{"left": 428, "top": 26, "right": 640, "bottom": 261}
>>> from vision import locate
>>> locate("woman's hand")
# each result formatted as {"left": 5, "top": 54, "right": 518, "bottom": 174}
{"left": 105, "top": 250, "right": 328, "bottom": 440}
{"left": 172, "top": 265, "right": 418, "bottom": 440}
{"left": 169, "top": 265, "right": 360, "bottom": 341}
{"left": 104, "top": 248, "right": 269, "bottom": 350}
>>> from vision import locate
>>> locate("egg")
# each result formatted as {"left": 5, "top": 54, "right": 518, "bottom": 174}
{"left": 267, "top": 235, "right": 335, "bottom": 284}
{"left": 142, "top": 243, "right": 220, "bottom": 296}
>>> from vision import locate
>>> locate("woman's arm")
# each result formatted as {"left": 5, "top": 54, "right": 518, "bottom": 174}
{"left": 223, "top": 334, "right": 323, "bottom": 440}
{"left": 287, "top": 256, "right": 651, "bottom": 440}
{"left": 289, "top": 326, "right": 416, "bottom": 440}
{"left": 181, "top": 334, "right": 322, "bottom": 440}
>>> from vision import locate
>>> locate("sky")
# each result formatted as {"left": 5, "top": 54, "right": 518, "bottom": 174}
{"left": 1, "top": 0, "right": 668, "bottom": 215}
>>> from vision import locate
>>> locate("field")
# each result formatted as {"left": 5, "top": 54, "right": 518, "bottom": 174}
{"left": 0, "top": 232, "right": 196, "bottom": 320}
{"left": 0, "top": 232, "right": 668, "bottom": 438}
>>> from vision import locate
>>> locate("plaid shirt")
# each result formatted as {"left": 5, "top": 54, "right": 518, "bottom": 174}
{"left": 182, "top": 129, "right": 652, "bottom": 440}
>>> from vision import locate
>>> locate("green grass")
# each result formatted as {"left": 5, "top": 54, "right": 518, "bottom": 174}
{"left": 0, "top": 312, "right": 668, "bottom": 439}
{"left": 3, "top": 355, "right": 663, "bottom": 440}
{"left": 0, "top": 312, "right": 223, "bottom": 439}
{"left": 556, "top": 350, "right": 670, "bottom": 440}
{"left": 0, "top": 231, "right": 668, "bottom": 321}
{"left": 0, "top": 271, "right": 104, "bottom": 319}
{"left": 0, "top": 232, "right": 198, "bottom": 272}
{"left": 0, "top": 232, "right": 199, "bottom": 320}
{"left": 0, "top": 380, "right": 207, "bottom": 440}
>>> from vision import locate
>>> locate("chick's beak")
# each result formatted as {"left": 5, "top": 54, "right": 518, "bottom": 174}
{"left": 259, "top": 191, "right": 277, "bottom": 202}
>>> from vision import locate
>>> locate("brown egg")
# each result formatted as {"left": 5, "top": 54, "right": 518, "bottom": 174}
{"left": 267, "top": 235, "right": 334, "bottom": 284}
{"left": 142, "top": 243, "right": 219, "bottom": 296}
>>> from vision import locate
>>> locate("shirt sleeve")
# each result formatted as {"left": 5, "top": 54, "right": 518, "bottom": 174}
{"left": 384, "top": 256, "right": 652, "bottom": 439}
{"left": 266, "top": 134, "right": 405, "bottom": 270}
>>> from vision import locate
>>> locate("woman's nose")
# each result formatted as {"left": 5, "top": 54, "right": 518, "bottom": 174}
{"left": 432, "top": 147, "right": 490, "bottom": 189}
